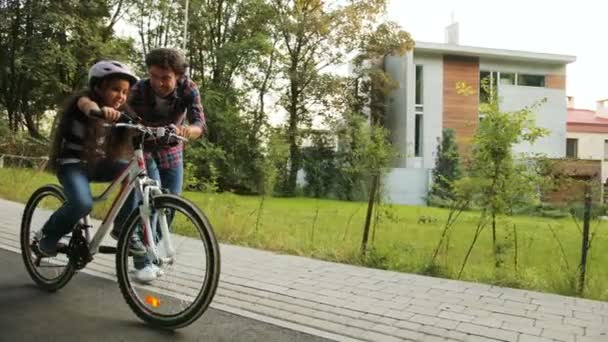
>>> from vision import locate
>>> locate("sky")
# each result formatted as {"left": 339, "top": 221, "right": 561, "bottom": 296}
{"left": 116, "top": 0, "right": 606, "bottom": 111}
{"left": 385, "top": 0, "right": 606, "bottom": 110}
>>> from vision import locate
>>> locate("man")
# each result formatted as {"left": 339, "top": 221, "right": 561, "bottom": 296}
{"left": 126, "top": 48, "right": 206, "bottom": 282}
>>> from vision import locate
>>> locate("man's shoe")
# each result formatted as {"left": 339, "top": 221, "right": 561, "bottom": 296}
{"left": 151, "top": 264, "right": 164, "bottom": 278}
{"left": 134, "top": 265, "right": 158, "bottom": 283}
{"left": 110, "top": 228, "right": 147, "bottom": 256}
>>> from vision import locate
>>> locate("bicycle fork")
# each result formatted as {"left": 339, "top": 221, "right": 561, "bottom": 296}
{"left": 140, "top": 186, "right": 176, "bottom": 265}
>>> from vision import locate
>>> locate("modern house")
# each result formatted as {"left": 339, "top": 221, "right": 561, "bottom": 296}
{"left": 566, "top": 99, "right": 608, "bottom": 185}
{"left": 383, "top": 24, "right": 577, "bottom": 205}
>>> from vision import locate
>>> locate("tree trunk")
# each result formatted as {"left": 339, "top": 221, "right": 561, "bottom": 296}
{"left": 361, "top": 173, "right": 379, "bottom": 255}
{"left": 23, "top": 111, "right": 45, "bottom": 140}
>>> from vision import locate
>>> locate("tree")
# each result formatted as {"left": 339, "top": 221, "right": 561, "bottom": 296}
{"left": 302, "top": 132, "right": 337, "bottom": 198}
{"left": 0, "top": 0, "right": 135, "bottom": 140}
{"left": 127, "top": 0, "right": 183, "bottom": 58}
{"left": 344, "top": 21, "right": 413, "bottom": 253}
{"left": 456, "top": 79, "right": 549, "bottom": 276}
{"left": 270, "top": 0, "right": 390, "bottom": 196}
{"left": 428, "top": 128, "right": 461, "bottom": 204}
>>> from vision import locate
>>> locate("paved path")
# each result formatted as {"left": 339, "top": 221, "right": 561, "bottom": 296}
{"left": 1, "top": 198, "right": 607, "bottom": 342}
{"left": 0, "top": 248, "right": 332, "bottom": 342}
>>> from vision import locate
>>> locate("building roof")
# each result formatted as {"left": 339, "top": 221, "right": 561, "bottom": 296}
{"left": 415, "top": 41, "right": 576, "bottom": 64}
{"left": 567, "top": 108, "right": 608, "bottom": 125}
{"left": 567, "top": 108, "right": 608, "bottom": 134}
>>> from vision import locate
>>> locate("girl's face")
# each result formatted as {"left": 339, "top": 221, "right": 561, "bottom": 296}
{"left": 98, "top": 78, "right": 131, "bottom": 109}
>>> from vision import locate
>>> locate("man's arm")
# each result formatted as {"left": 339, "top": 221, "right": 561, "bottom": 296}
{"left": 177, "top": 81, "right": 206, "bottom": 140}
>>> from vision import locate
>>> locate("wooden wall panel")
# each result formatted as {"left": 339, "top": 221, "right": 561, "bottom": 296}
{"left": 443, "top": 55, "right": 480, "bottom": 158}
{"left": 546, "top": 74, "right": 566, "bottom": 90}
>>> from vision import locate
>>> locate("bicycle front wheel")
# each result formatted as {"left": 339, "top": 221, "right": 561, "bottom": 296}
{"left": 20, "top": 184, "right": 76, "bottom": 291}
{"left": 115, "top": 194, "right": 220, "bottom": 329}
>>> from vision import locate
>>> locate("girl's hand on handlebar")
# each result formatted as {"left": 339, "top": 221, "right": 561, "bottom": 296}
{"left": 101, "top": 107, "right": 121, "bottom": 122}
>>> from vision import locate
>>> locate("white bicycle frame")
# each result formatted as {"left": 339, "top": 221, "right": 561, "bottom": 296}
{"left": 80, "top": 123, "right": 180, "bottom": 264}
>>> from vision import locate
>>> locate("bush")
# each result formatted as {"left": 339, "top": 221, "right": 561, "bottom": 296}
{"left": 302, "top": 134, "right": 337, "bottom": 198}
{"left": 512, "top": 203, "right": 569, "bottom": 219}
{"left": 568, "top": 202, "right": 607, "bottom": 220}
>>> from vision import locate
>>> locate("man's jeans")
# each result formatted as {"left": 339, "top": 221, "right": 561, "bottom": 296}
{"left": 41, "top": 159, "right": 136, "bottom": 244}
{"left": 133, "top": 154, "right": 183, "bottom": 269}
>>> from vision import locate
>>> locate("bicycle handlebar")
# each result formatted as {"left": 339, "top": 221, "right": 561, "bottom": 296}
{"left": 90, "top": 109, "right": 188, "bottom": 142}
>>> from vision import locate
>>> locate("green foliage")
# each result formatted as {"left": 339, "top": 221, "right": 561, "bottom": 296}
{"left": 332, "top": 113, "right": 394, "bottom": 201}
{"left": 568, "top": 202, "right": 607, "bottom": 220}
{"left": 3, "top": 167, "right": 608, "bottom": 301}
{"left": 459, "top": 78, "right": 551, "bottom": 214}
{"left": 0, "top": 0, "right": 135, "bottom": 139}
{"left": 261, "top": 129, "right": 290, "bottom": 196}
{"left": 428, "top": 128, "right": 461, "bottom": 203}
{"left": 302, "top": 133, "right": 337, "bottom": 198}
{"left": 271, "top": 0, "right": 394, "bottom": 195}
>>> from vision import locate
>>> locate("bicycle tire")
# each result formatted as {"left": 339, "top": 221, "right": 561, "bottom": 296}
{"left": 115, "top": 194, "right": 220, "bottom": 329}
{"left": 20, "top": 184, "right": 76, "bottom": 292}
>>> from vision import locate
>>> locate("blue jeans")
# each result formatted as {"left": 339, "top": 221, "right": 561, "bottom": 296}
{"left": 133, "top": 154, "right": 183, "bottom": 269}
{"left": 42, "top": 159, "right": 136, "bottom": 244}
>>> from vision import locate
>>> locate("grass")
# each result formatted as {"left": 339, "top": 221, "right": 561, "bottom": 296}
{"left": 2, "top": 167, "right": 607, "bottom": 301}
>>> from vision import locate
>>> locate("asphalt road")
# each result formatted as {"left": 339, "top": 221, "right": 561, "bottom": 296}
{"left": 0, "top": 249, "right": 332, "bottom": 342}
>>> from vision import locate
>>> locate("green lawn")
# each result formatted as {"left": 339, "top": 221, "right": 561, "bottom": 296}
{"left": 2, "top": 167, "right": 607, "bottom": 301}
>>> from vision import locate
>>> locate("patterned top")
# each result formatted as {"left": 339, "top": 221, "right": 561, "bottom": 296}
{"left": 56, "top": 94, "right": 107, "bottom": 164}
{"left": 128, "top": 75, "right": 206, "bottom": 169}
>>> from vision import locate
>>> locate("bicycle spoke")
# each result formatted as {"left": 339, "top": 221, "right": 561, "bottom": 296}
{"left": 116, "top": 194, "right": 220, "bottom": 329}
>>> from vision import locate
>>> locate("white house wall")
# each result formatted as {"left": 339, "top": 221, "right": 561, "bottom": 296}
{"left": 385, "top": 54, "right": 408, "bottom": 168}
{"left": 414, "top": 53, "right": 444, "bottom": 170}
{"left": 499, "top": 85, "right": 567, "bottom": 158}
{"left": 383, "top": 168, "right": 429, "bottom": 205}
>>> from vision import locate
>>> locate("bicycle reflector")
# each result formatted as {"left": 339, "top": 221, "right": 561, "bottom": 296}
{"left": 145, "top": 295, "right": 161, "bottom": 308}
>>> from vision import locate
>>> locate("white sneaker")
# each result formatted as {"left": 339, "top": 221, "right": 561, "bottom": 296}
{"left": 151, "top": 264, "right": 164, "bottom": 278}
{"left": 134, "top": 265, "right": 158, "bottom": 283}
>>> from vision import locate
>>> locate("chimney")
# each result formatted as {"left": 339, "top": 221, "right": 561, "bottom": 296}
{"left": 445, "top": 12, "right": 459, "bottom": 45}
{"left": 596, "top": 99, "right": 608, "bottom": 118}
{"left": 567, "top": 96, "right": 575, "bottom": 108}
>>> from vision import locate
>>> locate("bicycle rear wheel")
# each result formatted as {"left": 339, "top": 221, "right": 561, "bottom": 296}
{"left": 20, "top": 184, "right": 76, "bottom": 291}
{"left": 115, "top": 194, "right": 220, "bottom": 329}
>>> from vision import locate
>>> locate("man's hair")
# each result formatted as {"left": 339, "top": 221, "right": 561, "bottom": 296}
{"left": 145, "top": 48, "right": 188, "bottom": 75}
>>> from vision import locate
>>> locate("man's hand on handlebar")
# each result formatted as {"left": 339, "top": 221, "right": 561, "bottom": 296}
{"left": 174, "top": 125, "right": 201, "bottom": 140}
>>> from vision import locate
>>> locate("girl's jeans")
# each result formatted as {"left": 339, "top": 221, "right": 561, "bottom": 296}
{"left": 41, "top": 159, "right": 136, "bottom": 244}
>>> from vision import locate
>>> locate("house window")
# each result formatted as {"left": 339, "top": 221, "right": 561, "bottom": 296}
{"left": 604, "top": 140, "right": 608, "bottom": 160}
{"left": 415, "top": 65, "right": 423, "bottom": 111}
{"left": 499, "top": 72, "right": 516, "bottom": 85}
{"left": 415, "top": 114, "right": 423, "bottom": 157}
{"left": 517, "top": 74, "right": 545, "bottom": 87}
{"left": 566, "top": 138, "right": 578, "bottom": 158}
{"left": 479, "top": 71, "right": 497, "bottom": 104}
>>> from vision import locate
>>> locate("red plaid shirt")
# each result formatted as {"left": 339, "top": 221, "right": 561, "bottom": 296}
{"left": 128, "top": 75, "right": 205, "bottom": 169}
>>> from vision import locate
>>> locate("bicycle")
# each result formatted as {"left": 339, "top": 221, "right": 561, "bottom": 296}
{"left": 20, "top": 111, "right": 220, "bottom": 329}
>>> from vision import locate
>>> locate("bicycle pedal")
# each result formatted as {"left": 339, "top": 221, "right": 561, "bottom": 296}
{"left": 56, "top": 243, "right": 69, "bottom": 254}
{"left": 98, "top": 245, "right": 117, "bottom": 254}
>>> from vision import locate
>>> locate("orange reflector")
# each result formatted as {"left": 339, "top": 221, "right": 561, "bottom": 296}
{"left": 145, "top": 295, "right": 161, "bottom": 308}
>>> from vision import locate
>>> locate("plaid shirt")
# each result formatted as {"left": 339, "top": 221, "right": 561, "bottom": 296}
{"left": 128, "top": 75, "right": 206, "bottom": 169}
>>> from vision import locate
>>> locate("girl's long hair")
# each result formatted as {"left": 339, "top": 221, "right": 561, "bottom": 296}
{"left": 48, "top": 77, "right": 136, "bottom": 173}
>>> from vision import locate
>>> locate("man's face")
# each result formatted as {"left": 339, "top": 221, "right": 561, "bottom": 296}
{"left": 148, "top": 65, "right": 178, "bottom": 98}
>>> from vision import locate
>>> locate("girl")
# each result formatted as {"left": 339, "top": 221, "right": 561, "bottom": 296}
{"left": 38, "top": 60, "right": 144, "bottom": 259}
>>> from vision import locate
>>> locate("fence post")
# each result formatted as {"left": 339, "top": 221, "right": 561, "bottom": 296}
{"left": 578, "top": 181, "right": 592, "bottom": 294}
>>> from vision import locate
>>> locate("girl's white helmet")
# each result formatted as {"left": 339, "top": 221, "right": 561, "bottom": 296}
{"left": 88, "top": 60, "right": 138, "bottom": 89}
